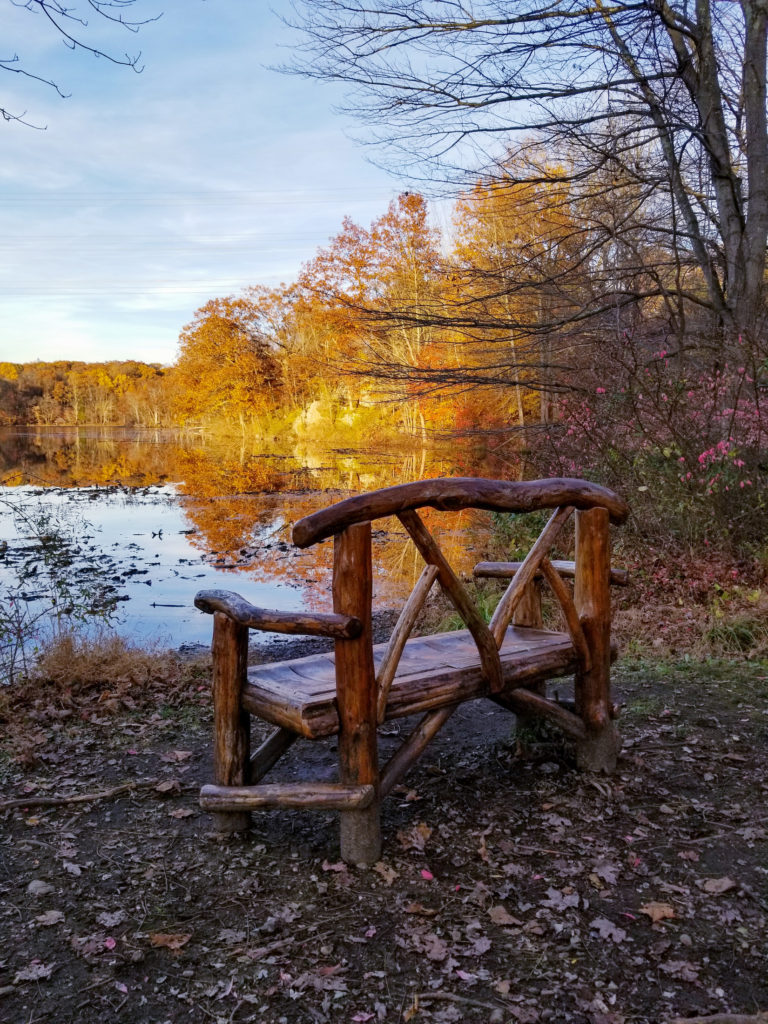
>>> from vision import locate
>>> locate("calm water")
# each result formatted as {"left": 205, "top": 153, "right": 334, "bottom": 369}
{"left": 0, "top": 426, "right": 511, "bottom": 650}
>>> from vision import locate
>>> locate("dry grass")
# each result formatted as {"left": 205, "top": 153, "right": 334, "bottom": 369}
{"left": 31, "top": 630, "right": 191, "bottom": 694}
{"left": 0, "top": 631, "right": 211, "bottom": 767}
{"left": 1, "top": 631, "right": 209, "bottom": 724}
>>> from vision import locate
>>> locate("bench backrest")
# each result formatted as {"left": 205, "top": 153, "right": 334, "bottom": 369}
{"left": 293, "top": 477, "right": 629, "bottom": 719}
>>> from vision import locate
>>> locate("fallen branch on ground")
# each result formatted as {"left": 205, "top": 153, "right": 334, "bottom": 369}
{"left": 0, "top": 779, "right": 163, "bottom": 811}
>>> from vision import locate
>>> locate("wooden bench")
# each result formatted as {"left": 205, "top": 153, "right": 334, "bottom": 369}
{"left": 195, "top": 476, "right": 629, "bottom": 864}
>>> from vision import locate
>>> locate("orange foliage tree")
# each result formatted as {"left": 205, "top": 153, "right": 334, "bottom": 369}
{"left": 173, "top": 296, "right": 282, "bottom": 429}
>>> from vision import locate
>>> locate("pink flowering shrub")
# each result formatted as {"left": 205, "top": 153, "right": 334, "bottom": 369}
{"left": 537, "top": 336, "right": 767, "bottom": 553}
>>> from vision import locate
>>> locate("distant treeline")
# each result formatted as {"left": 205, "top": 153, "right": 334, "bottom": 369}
{"left": 0, "top": 359, "right": 172, "bottom": 429}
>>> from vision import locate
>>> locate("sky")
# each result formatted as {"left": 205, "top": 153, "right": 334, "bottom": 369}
{"left": 0, "top": 1, "right": 411, "bottom": 365}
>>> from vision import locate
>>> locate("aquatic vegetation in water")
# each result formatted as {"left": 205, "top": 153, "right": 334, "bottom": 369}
{"left": 0, "top": 494, "right": 123, "bottom": 683}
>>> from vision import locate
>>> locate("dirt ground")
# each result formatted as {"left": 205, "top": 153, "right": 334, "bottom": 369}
{"left": 1, "top": 654, "right": 766, "bottom": 1024}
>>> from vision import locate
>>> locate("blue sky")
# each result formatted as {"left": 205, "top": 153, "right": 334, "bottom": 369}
{"left": 0, "top": 2, "right": 409, "bottom": 365}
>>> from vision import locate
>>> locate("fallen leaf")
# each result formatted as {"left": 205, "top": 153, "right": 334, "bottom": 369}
{"left": 35, "top": 910, "right": 65, "bottom": 927}
{"left": 488, "top": 904, "right": 523, "bottom": 927}
{"left": 14, "top": 961, "right": 54, "bottom": 983}
{"left": 396, "top": 822, "right": 432, "bottom": 852}
{"left": 422, "top": 932, "right": 449, "bottom": 961}
{"left": 589, "top": 917, "right": 628, "bottom": 943}
{"left": 455, "top": 969, "right": 478, "bottom": 982}
{"left": 593, "top": 859, "right": 620, "bottom": 885}
{"left": 154, "top": 779, "right": 182, "bottom": 794}
{"left": 161, "top": 750, "right": 193, "bottom": 763}
{"left": 404, "top": 902, "right": 438, "bottom": 916}
{"left": 469, "top": 935, "right": 492, "bottom": 955}
{"left": 168, "top": 807, "right": 195, "bottom": 819}
{"left": 372, "top": 862, "right": 398, "bottom": 885}
{"left": 62, "top": 861, "right": 82, "bottom": 876}
{"left": 639, "top": 901, "right": 676, "bottom": 923}
{"left": 700, "top": 876, "right": 737, "bottom": 895}
{"left": 541, "top": 887, "right": 579, "bottom": 911}
{"left": 659, "top": 959, "right": 700, "bottom": 982}
{"left": 97, "top": 911, "right": 126, "bottom": 928}
{"left": 149, "top": 932, "right": 191, "bottom": 952}
{"left": 27, "top": 880, "right": 55, "bottom": 896}
{"left": 321, "top": 859, "right": 347, "bottom": 873}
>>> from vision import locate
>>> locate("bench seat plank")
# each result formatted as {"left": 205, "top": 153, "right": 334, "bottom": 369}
{"left": 241, "top": 626, "right": 579, "bottom": 739}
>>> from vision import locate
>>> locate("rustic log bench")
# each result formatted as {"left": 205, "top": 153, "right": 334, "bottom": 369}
{"left": 195, "top": 477, "right": 629, "bottom": 864}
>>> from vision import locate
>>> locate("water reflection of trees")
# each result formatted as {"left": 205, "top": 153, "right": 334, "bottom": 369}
{"left": 1, "top": 427, "right": 514, "bottom": 611}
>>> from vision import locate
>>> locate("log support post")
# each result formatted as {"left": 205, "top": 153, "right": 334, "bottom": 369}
{"left": 574, "top": 508, "right": 620, "bottom": 772}
{"left": 211, "top": 612, "right": 251, "bottom": 831}
{"left": 333, "top": 523, "right": 381, "bottom": 865}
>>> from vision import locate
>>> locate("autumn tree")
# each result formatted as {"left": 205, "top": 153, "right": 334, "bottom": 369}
{"left": 173, "top": 296, "right": 282, "bottom": 429}
{"left": 449, "top": 170, "right": 590, "bottom": 426}
{"left": 295, "top": 192, "right": 447, "bottom": 436}
{"left": 290, "top": 0, "right": 768, "bottom": 352}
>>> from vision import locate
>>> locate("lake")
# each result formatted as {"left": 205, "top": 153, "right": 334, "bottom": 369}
{"left": 0, "top": 426, "right": 513, "bottom": 654}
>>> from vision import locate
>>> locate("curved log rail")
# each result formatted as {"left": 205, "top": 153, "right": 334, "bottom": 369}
{"left": 293, "top": 477, "right": 629, "bottom": 548}
{"left": 195, "top": 590, "right": 362, "bottom": 639}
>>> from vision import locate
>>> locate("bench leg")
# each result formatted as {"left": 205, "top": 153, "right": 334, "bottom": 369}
{"left": 574, "top": 508, "right": 620, "bottom": 772}
{"left": 334, "top": 524, "right": 382, "bottom": 865}
{"left": 211, "top": 612, "right": 251, "bottom": 832}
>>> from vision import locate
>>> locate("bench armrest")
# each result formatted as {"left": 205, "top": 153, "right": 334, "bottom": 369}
{"left": 473, "top": 560, "right": 629, "bottom": 587}
{"left": 194, "top": 589, "right": 363, "bottom": 639}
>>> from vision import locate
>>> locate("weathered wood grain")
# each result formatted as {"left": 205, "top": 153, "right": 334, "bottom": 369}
{"left": 489, "top": 506, "right": 573, "bottom": 646}
{"left": 512, "top": 578, "right": 543, "bottom": 629}
{"left": 241, "top": 626, "right": 581, "bottom": 738}
{"left": 195, "top": 589, "right": 361, "bottom": 638}
{"left": 398, "top": 509, "right": 504, "bottom": 693}
{"left": 250, "top": 727, "right": 297, "bottom": 783}
{"left": 200, "top": 782, "right": 375, "bottom": 811}
{"left": 574, "top": 507, "right": 619, "bottom": 772}
{"left": 211, "top": 612, "right": 251, "bottom": 832}
{"left": 474, "top": 560, "right": 629, "bottom": 587}
{"left": 333, "top": 523, "right": 381, "bottom": 864}
{"left": 376, "top": 563, "right": 439, "bottom": 723}
{"left": 493, "top": 689, "right": 588, "bottom": 741}
{"left": 292, "top": 477, "right": 629, "bottom": 548}
{"left": 540, "top": 556, "right": 592, "bottom": 673}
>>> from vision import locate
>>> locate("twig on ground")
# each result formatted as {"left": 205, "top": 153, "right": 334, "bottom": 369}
{"left": 0, "top": 779, "right": 161, "bottom": 811}
{"left": 412, "top": 991, "right": 504, "bottom": 1011}
{"left": 669, "top": 1014, "right": 768, "bottom": 1023}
